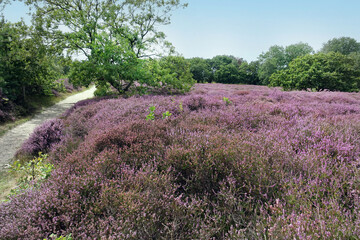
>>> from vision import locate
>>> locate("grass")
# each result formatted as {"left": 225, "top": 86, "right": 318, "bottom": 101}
{"left": 0, "top": 170, "right": 21, "bottom": 202}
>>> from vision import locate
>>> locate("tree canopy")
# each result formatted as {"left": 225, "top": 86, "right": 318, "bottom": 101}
{"left": 269, "top": 52, "right": 360, "bottom": 92}
{"left": 258, "top": 43, "right": 314, "bottom": 84}
{"left": 186, "top": 55, "right": 260, "bottom": 85}
{"left": 0, "top": 19, "right": 60, "bottom": 102}
{"left": 238, "top": 60, "right": 260, "bottom": 85}
{"left": 188, "top": 57, "right": 213, "bottom": 83}
{"left": 320, "top": 37, "right": 360, "bottom": 55}
{"left": 23, "top": 0, "right": 192, "bottom": 93}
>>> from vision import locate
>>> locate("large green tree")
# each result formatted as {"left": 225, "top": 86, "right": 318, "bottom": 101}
{"left": 209, "top": 55, "right": 240, "bottom": 72}
{"left": 269, "top": 52, "right": 360, "bottom": 92}
{"left": 284, "top": 42, "right": 314, "bottom": 63}
{"left": 238, "top": 60, "right": 260, "bottom": 85}
{"left": 23, "top": 0, "right": 190, "bottom": 93}
{"left": 258, "top": 45, "right": 286, "bottom": 85}
{"left": 188, "top": 57, "right": 212, "bottom": 83}
{"left": 155, "top": 56, "right": 195, "bottom": 92}
{"left": 209, "top": 55, "right": 244, "bottom": 84}
{"left": 258, "top": 43, "right": 313, "bottom": 84}
{"left": 320, "top": 37, "right": 360, "bottom": 55}
{"left": 0, "top": 19, "right": 60, "bottom": 102}
{"left": 214, "top": 63, "right": 243, "bottom": 84}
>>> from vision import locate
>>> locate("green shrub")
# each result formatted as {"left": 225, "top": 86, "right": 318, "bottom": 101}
{"left": 146, "top": 106, "right": 156, "bottom": 121}
{"left": 8, "top": 152, "right": 53, "bottom": 198}
{"left": 46, "top": 234, "right": 73, "bottom": 240}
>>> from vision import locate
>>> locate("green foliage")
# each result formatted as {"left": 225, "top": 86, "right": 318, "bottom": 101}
{"left": 222, "top": 97, "right": 232, "bottom": 105}
{"left": 8, "top": 152, "right": 53, "bottom": 197}
{"left": 258, "top": 43, "right": 314, "bottom": 84}
{"left": 162, "top": 111, "right": 172, "bottom": 119}
{"left": 69, "top": 38, "right": 145, "bottom": 93}
{"left": 187, "top": 55, "right": 262, "bottom": 85}
{"left": 0, "top": 20, "right": 61, "bottom": 103}
{"left": 320, "top": 37, "right": 360, "bottom": 55}
{"left": 188, "top": 57, "right": 213, "bottom": 83}
{"left": 258, "top": 45, "right": 286, "bottom": 85}
{"left": 24, "top": 0, "right": 188, "bottom": 94}
{"left": 210, "top": 55, "right": 240, "bottom": 71}
{"left": 45, "top": 234, "right": 73, "bottom": 240}
{"left": 179, "top": 101, "right": 183, "bottom": 112}
{"left": 146, "top": 106, "right": 173, "bottom": 120}
{"left": 269, "top": 52, "right": 360, "bottom": 92}
{"left": 93, "top": 83, "right": 114, "bottom": 97}
{"left": 214, "top": 63, "right": 244, "bottom": 84}
{"left": 146, "top": 106, "right": 156, "bottom": 121}
{"left": 349, "top": 51, "right": 360, "bottom": 72}
{"left": 238, "top": 60, "right": 261, "bottom": 85}
{"left": 210, "top": 55, "right": 242, "bottom": 84}
{"left": 285, "top": 42, "right": 314, "bottom": 63}
{"left": 149, "top": 56, "right": 195, "bottom": 93}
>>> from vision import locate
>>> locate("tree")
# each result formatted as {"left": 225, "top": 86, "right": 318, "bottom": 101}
{"left": 214, "top": 63, "right": 243, "bottom": 84}
{"left": 349, "top": 52, "right": 360, "bottom": 72}
{"left": 0, "top": 19, "right": 60, "bottom": 102}
{"left": 269, "top": 52, "right": 360, "bottom": 92}
{"left": 239, "top": 61, "right": 261, "bottom": 85}
{"left": 188, "top": 57, "right": 212, "bottom": 83}
{"left": 24, "top": 0, "right": 189, "bottom": 94}
{"left": 258, "top": 45, "right": 286, "bottom": 85}
{"left": 285, "top": 42, "right": 314, "bottom": 63}
{"left": 320, "top": 37, "right": 360, "bottom": 55}
{"left": 209, "top": 55, "right": 240, "bottom": 72}
{"left": 207, "top": 55, "right": 244, "bottom": 84}
{"left": 258, "top": 43, "right": 313, "bottom": 85}
{"left": 155, "top": 56, "right": 195, "bottom": 93}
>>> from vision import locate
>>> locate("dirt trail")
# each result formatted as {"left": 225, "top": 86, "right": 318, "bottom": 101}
{"left": 0, "top": 86, "right": 96, "bottom": 169}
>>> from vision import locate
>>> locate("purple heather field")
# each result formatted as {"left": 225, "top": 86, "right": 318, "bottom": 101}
{"left": 1, "top": 83, "right": 360, "bottom": 239}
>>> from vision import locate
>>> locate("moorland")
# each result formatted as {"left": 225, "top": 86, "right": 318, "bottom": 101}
{"left": 1, "top": 83, "right": 359, "bottom": 239}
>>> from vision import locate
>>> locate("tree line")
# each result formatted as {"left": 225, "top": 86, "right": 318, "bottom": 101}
{"left": 187, "top": 37, "right": 360, "bottom": 92}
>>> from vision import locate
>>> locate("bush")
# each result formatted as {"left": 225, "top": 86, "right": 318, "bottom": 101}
{"left": 17, "top": 119, "right": 64, "bottom": 157}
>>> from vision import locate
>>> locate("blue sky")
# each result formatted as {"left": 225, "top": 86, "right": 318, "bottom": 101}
{"left": 3, "top": 0, "right": 360, "bottom": 61}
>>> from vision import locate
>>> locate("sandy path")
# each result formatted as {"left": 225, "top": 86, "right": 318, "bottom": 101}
{"left": 0, "top": 86, "right": 96, "bottom": 168}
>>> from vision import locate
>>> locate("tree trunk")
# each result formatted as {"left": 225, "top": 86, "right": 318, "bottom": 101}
{"left": 123, "top": 81, "right": 133, "bottom": 92}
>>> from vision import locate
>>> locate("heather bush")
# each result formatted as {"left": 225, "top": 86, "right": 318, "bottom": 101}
{"left": 61, "top": 95, "right": 115, "bottom": 118}
{"left": 1, "top": 83, "right": 360, "bottom": 239}
{"left": 17, "top": 119, "right": 64, "bottom": 157}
